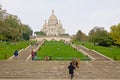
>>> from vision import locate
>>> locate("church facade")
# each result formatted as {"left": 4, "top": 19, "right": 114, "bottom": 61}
{"left": 41, "top": 10, "right": 65, "bottom": 36}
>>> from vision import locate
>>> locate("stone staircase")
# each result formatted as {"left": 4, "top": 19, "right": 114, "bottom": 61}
{"left": 1, "top": 41, "right": 120, "bottom": 80}
{"left": 75, "top": 45, "right": 112, "bottom": 61}
{"left": 0, "top": 61, "right": 120, "bottom": 80}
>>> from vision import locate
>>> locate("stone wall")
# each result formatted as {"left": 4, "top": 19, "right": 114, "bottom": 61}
{"left": 30, "top": 36, "right": 71, "bottom": 42}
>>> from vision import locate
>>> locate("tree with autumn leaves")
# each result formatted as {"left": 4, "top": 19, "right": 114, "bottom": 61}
{"left": 110, "top": 23, "right": 120, "bottom": 45}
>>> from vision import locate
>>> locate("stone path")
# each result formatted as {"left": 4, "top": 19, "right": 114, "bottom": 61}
{"left": 74, "top": 45, "right": 112, "bottom": 61}
{"left": 0, "top": 61, "right": 120, "bottom": 79}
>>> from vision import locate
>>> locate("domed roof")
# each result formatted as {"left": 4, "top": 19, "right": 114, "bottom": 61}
{"left": 48, "top": 10, "right": 58, "bottom": 23}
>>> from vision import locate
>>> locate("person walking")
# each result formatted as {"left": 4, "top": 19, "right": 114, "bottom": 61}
{"left": 77, "top": 58, "right": 80, "bottom": 68}
{"left": 14, "top": 50, "right": 18, "bottom": 60}
{"left": 68, "top": 62, "right": 75, "bottom": 79}
{"left": 31, "top": 50, "right": 35, "bottom": 60}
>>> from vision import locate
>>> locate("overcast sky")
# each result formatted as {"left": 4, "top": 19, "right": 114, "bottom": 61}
{"left": 0, "top": 0, "right": 120, "bottom": 35}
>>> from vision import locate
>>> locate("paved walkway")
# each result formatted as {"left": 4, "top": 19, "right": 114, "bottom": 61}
{"left": 0, "top": 61, "right": 120, "bottom": 79}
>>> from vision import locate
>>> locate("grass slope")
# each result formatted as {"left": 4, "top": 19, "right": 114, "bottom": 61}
{"left": 0, "top": 41, "right": 30, "bottom": 60}
{"left": 37, "top": 41, "right": 86, "bottom": 60}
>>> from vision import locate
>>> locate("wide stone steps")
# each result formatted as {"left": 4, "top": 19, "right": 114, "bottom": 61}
{"left": 0, "top": 61, "right": 120, "bottom": 79}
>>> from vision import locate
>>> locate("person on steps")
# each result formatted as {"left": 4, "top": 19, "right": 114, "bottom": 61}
{"left": 14, "top": 50, "right": 18, "bottom": 60}
{"left": 31, "top": 50, "right": 35, "bottom": 60}
{"left": 68, "top": 62, "right": 75, "bottom": 79}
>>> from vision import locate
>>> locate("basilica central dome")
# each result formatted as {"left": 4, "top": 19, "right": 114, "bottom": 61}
{"left": 41, "top": 10, "right": 65, "bottom": 36}
{"left": 48, "top": 10, "right": 58, "bottom": 26}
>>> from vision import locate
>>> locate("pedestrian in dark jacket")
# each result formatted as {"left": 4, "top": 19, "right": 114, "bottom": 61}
{"left": 68, "top": 62, "right": 75, "bottom": 79}
{"left": 14, "top": 50, "right": 18, "bottom": 60}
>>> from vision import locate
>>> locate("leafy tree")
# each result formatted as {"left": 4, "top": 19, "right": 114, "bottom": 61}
{"left": 0, "top": 19, "right": 5, "bottom": 40}
{"left": 22, "top": 33, "right": 30, "bottom": 41}
{"left": 60, "top": 33, "right": 70, "bottom": 36}
{"left": 34, "top": 31, "right": 46, "bottom": 36}
{"left": 75, "top": 30, "right": 82, "bottom": 41}
{"left": 72, "top": 30, "right": 88, "bottom": 43}
{"left": 0, "top": 9, "right": 32, "bottom": 41}
{"left": 110, "top": 23, "right": 120, "bottom": 45}
{"left": 89, "top": 27, "right": 113, "bottom": 47}
{"left": 4, "top": 15, "right": 22, "bottom": 41}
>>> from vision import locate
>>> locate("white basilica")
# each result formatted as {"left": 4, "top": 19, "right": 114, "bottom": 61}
{"left": 41, "top": 10, "right": 65, "bottom": 36}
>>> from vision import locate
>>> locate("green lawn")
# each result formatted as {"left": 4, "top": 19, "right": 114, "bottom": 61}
{"left": 37, "top": 41, "right": 87, "bottom": 60}
{"left": 0, "top": 41, "right": 30, "bottom": 60}
{"left": 75, "top": 41, "right": 120, "bottom": 61}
